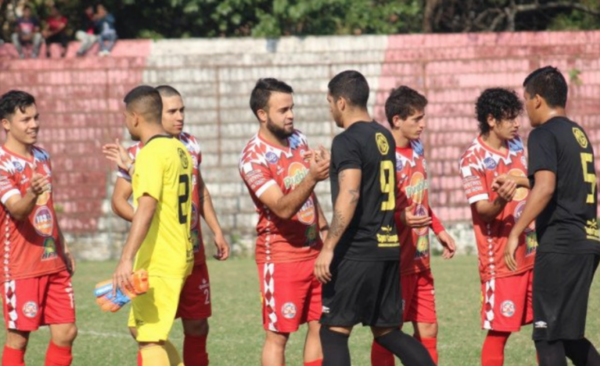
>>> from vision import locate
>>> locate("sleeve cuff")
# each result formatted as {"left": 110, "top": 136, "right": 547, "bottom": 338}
{"left": 255, "top": 180, "right": 276, "bottom": 198}
{"left": 468, "top": 193, "right": 489, "bottom": 204}
{"left": 1, "top": 190, "right": 20, "bottom": 205}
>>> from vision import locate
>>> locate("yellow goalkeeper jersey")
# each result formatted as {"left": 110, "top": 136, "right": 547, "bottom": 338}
{"left": 132, "top": 135, "right": 194, "bottom": 278}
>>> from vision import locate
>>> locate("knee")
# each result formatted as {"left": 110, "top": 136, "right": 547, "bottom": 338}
{"left": 415, "top": 322, "right": 438, "bottom": 339}
{"left": 265, "top": 331, "right": 289, "bottom": 348}
{"left": 53, "top": 324, "right": 78, "bottom": 346}
{"left": 11, "top": 33, "right": 19, "bottom": 43}
{"left": 6, "top": 331, "right": 29, "bottom": 350}
{"left": 183, "top": 318, "right": 209, "bottom": 337}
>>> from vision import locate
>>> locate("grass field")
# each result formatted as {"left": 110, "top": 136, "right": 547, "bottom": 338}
{"left": 5, "top": 255, "right": 599, "bottom": 365}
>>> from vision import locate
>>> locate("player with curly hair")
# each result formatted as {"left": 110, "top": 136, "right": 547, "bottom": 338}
{"left": 459, "top": 88, "right": 537, "bottom": 366}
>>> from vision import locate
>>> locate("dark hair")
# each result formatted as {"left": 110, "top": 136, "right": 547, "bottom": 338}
{"left": 0, "top": 90, "right": 36, "bottom": 120}
{"left": 249, "top": 78, "right": 293, "bottom": 118}
{"left": 328, "top": 70, "right": 369, "bottom": 109}
{"left": 385, "top": 86, "right": 427, "bottom": 124}
{"left": 123, "top": 85, "right": 162, "bottom": 124}
{"left": 475, "top": 88, "right": 523, "bottom": 134}
{"left": 523, "top": 66, "right": 568, "bottom": 108}
{"left": 156, "top": 85, "right": 181, "bottom": 98}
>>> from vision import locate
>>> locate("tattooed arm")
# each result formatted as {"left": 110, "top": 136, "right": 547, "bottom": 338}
{"left": 314, "top": 168, "right": 361, "bottom": 284}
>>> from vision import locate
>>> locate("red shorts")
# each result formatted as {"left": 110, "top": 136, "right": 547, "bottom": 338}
{"left": 258, "top": 259, "right": 321, "bottom": 333}
{"left": 2, "top": 270, "right": 75, "bottom": 331}
{"left": 401, "top": 269, "right": 437, "bottom": 323}
{"left": 176, "top": 263, "right": 211, "bottom": 319}
{"left": 481, "top": 269, "right": 534, "bottom": 332}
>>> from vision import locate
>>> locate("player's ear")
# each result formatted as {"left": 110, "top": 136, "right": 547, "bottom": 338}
{"left": 257, "top": 109, "right": 268, "bottom": 124}
{"left": 391, "top": 115, "right": 401, "bottom": 129}
{"left": 533, "top": 94, "right": 544, "bottom": 109}
{"left": 337, "top": 97, "right": 346, "bottom": 112}
{"left": 486, "top": 114, "right": 496, "bottom": 129}
{"left": 1, "top": 118, "right": 10, "bottom": 133}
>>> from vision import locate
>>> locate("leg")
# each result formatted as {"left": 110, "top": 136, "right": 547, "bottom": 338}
{"left": 263, "top": 330, "right": 289, "bottom": 366}
{"left": 139, "top": 341, "right": 170, "bottom": 366}
{"left": 564, "top": 338, "right": 600, "bottom": 366}
{"left": 304, "top": 320, "right": 322, "bottom": 365}
{"left": 182, "top": 318, "right": 209, "bottom": 366}
{"left": 46, "top": 323, "right": 77, "bottom": 366}
{"left": 11, "top": 34, "right": 24, "bottom": 58}
{"left": 535, "top": 340, "right": 567, "bottom": 366}
{"left": 481, "top": 330, "right": 510, "bottom": 366}
{"left": 414, "top": 322, "right": 438, "bottom": 364}
{"left": 105, "top": 33, "right": 117, "bottom": 53}
{"left": 372, "top": 326, "right": 435, "bottom": 366}
{"left": 321, "top": 326, "right": 352, "bottom": 366}
{"left": 59, "top": 33, "right": 69, "bottom": 57}
{"left": 32, "top": 33, "right": 43, "bottom": 58}
{"left": 3, "top": 330, "right": 29, "bottom": 366}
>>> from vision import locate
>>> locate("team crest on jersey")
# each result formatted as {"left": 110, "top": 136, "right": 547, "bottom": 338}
{"left": 305, "top": 224, "right": 317, "bottom": 247}
{"left": 41, "top": 237, "right": 58, "bottom": 260}
{"left": 191, "top": 230, "right": 200, "bottom": 253}
{"left": 573, "top": 128, "right": 588, "bottom": 148}
{"left": 33, "top": 206, "right": 54, "bottom": 237}
{"left": 500, "top": 300, "right": 515, "bottom": 317}
{"left": 265, "top": 151, "right": 279, "bottom": 164}
{"left": 413, "top": 204, "right": 429, "bottom": 237}
{"left": 23, "top": 301, "right": 38, "bottom": 318}
{"left": 375, "top": 133, "right": 389, "bottom": 155}
{"left": 178, "top": 148, "right": 189, "bottom": 169}
{"left": 281, "top": 302, "right": 297, "bottom": 319}
{"left": 483, "top": 157, "right": 497, "bottom": 170}
{"left": 12, "top": 161, "right": 23, "bottom": 172}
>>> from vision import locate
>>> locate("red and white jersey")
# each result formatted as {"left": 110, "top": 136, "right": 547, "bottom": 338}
{"left": 118, "top": 132, "right": 205, "bottom": 264}
{"left": 395, "top": 140, "right": 444, "bottom": 276}
{"left": 0, "top": 146, "right": 65, "bottom": 282}
{"left": 459, "top": 136, "right": 537, "bottom": 282}
{"left": 239, "top": 130, "right": 322, "bottom": 264}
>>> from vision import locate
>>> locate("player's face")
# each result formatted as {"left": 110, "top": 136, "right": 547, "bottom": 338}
{"left": 123, "top": 110, "right": 140, "bottom": 141}
{"left": 327, "top": 93, "right": 343, "bottom": 128}
{"left": 491, "top": 117, "right": 520, "bottom": 141}
{"left": 398, "top": 110, "right": 425, "bottom": 140}
{"left": 523, "top": 90, "right": 540, "bottom": 127}
{"left": 264, "top": 92, "right": 294, "bottom": 139}
{"left": 2, "top": 104, "right": 39, "bottom": 146}
{"left": 161, "top": 95, "right": 185, "bottom": 136}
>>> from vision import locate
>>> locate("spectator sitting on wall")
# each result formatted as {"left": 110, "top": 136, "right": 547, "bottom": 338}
{"left": 11, "top": 5, "right": 43, "bottom": 59}
{"left": 94, "top": 4, "right": 116, "bottom": 56}
{"left": 75, "top": 5, "right": 97, "bottom": 56}
{"left": 42, "top": 5, "right": 68, "bottom": 58}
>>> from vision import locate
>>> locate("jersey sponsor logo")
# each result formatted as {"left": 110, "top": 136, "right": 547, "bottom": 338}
{"left": 22, "top": 301, "right": 38, "bottom": 318}
{"left": 534, "top": 321, "right": 548, "bottom": 328}
{"left": 178, "top": 148, "right": 189, "bottom": 169}
{"left": 483, "top": 157, "right": 497, "bottom": 170}
{"left": 297, "top": 198, "right": 316, "bottom": 225}
{"left": 12, "top": 161, "right": 23, "bottom": 172}
{"left": 265, "top": 151, "right": 279, "bottom": 164}
{"left": 305, "top": 224, "right": 318, "bottom": 247}
{"left": 36, "top": 191, "right": 50, "bottom": 206}
{"left": 573, "top": 127, "right": 588, "bottom": 149}
{"left": 281, "top": 302, "right": 297, "bottom": 319}
{"left": 500, "top": 300, "right": 515, "bottom": 317}
{"left": 586, "top": 219, "right": 599, "bottom": 241}
{"left": 415, "top": 236, "right": 430, "bottom": 259}
{"left": 396, "top": 159, "right": 404, "bottom": 172}
{"left": 375, "top": 133, "right": 390, "bottom": 155}
{"left": 284, "top": 162, "right": 308, "bottom": 190}
{"left": 33, "top": 206, "right": 54, "bottom": 237}
{"left": 413, "top": 204, "right": 429, "bottom": 237}
{"left": 41, "top": 237, "right": 58, "bottom": 260}
{"left": 405, "top": 172, "right": 428, "bottom": 204}
{"left": 508, "top": 169, "right": 528, "bottom": 201}
{"left": 377, "top": 225, "right": 399, "bottom": 247}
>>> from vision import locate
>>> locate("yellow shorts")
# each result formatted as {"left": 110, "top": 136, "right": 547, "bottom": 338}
{"left": 127, "top": 276, "right": 185, "bottom": 342}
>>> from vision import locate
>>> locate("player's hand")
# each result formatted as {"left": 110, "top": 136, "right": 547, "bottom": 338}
{"left": 307, "top": 150, "right": 330, "bottom": 182}
{"left": 316, "top": 146, "right": 331, "bottom": 162}
{"left": 30, "top": 172, "right": 50, "bottom": 197}
{"left": 504, "top": 233, "right": 519, "bottom": 271}
{"left": 112, "top": 258, "right": 134, "bottom": 296}
{"left": 314, "top": 248, "right": 334, "bottom": 284}
{"left": 496, "top": 179, "right": 517, "bottom": 202}
{"left": 64, "top": 250, "right": 76, "bottom": 275}
{"left": 491, "top": 174, "right": 508, "bottom": 192}
{"left": 400, "top": 202, "right": 432, "bottom": 228}
{"left": 213, "top": 233, "right": 230, "bottom": 261}
{"left": 437, "top": 231, "right": 456, "bottom": 259}
{"left": 102, "top": 139, "right": 131, "bottom": 172}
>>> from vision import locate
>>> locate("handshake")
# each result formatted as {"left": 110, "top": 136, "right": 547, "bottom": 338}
{"left": 94, "top": 270, "right": 149, "bottom": 312}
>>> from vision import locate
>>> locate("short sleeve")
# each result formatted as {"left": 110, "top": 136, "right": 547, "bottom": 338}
{"left": 527, "top": 128, "right": 557, "bottom": 179}
{"left": 332, "top": 134, "right": 361, "bottom": 172}
{"left": 239, "top": 159, "right": 275, "bottom": 198}
{"left": 134, "top": 151, "right": 163, "bottom": 201}
{"left": 459, "top": 155, "right": 489, "bottom": 204}
{"left": 0, "top": 167, "right": 20, "bottom": 205}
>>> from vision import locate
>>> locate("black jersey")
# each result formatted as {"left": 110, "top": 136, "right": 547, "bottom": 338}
{"left": 330, "top": 121, "right": 400, "bottom": 261}
{"left": 527, "top": 116, "right": 599, "bottom": 254}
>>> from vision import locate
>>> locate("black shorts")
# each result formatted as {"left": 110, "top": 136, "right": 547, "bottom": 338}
{"left": 532, "top": 252, "right": 599, "bottom": 341}
{"left": 320, "top": 259, "right": 402, "bottom": 328}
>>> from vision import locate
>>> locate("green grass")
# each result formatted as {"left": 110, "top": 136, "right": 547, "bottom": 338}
{"left": 5, "top": 256, "right": 600, "bottom": 365}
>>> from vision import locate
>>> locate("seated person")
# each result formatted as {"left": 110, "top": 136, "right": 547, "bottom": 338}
{"left": 42, "top": 6, "right": 69, "bottom": 58}
{"left": 11, "top": 5, "right": 43, "bottom": 59}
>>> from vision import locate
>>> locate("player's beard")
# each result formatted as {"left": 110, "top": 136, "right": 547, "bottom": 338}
{"left": 266, "top": 116, "right": 293, "bottom": 140}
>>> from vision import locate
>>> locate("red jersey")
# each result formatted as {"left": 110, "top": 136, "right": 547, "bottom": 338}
{"left": 46, "top": 16, "right": 67, "bottom": 33}
{"left": 459, "top": 136, "right": 537, "bottom": 282}
{"left": 395, "top": 140, "right": 445, "bottom": 276}
{"left": 118, "top": 133, "right": 205, "bottom": 264}
{"left": 0, "top": 146, "right": 65, "bottom": 282}
{"left": 239, "top": 130, "right": 322, "bottom": 264}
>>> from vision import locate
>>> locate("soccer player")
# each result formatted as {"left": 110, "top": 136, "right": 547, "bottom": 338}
{"left": 239, "top": 78, "right": 329, "bottom": 366}
{"left": 503, "top": 66, "right": 600, "bottom": 366}
{"left": 459, "top": 88, "right": 537, "bottom": 366}
{"left": 371, "top": 86, "right": 456, "bottom": 366}
{"left": 314, "top": 70, "right": 435, "bottom": 366}
{"left": 112, "top": 85, "right": 193, "bottom": 366}
{"left": 104, "top": 85, "right": 229, "bottom": 366}
{"left": 0, "top": 91, "right": 77, "bottom": 366}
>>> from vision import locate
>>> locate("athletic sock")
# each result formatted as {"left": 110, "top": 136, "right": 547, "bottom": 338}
{"left": 163, "top": 339, "right": 183, "bottom": 366}
{"left": 415, "top": 336, "right": 438, "bottom": 365}
{"left": 534, "top": 340, "right": 567, "bottom": 366}
{"left": 304, "top": 360, "right": 323, "bottom": 366}
{"left": 481, "top": 331, "right": 510, "bottom": 366}
{"left": 138, "top": 345, "right": 170, "bottom": 366}
{"left": 564, "top": 338, "right": 600, "bottom": 366}
{"left": 320, "top": 327, "right": 351, "bottom": 366}
{"left": 375, "top": 329, "right": 435, "bottom": 366}
{"left": 183, "top": 334, "right": 208, "bottom": 366}
{"left": 370, "top": 339, "right": 395, "bottom": 366}
{"left": 2, "top": 345, "right": 25, "bottom": 366}
{"left": 45, "top": 341, "right": 73, "bottom": 366}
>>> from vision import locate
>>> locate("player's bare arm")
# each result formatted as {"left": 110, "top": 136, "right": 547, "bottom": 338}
{"left": 113, "top": 194, "right": 157, "bottom": 294}
{"left": 3, "top": 171, "right": 49, "bottom": 220}
{"left": 492, "top": 173, "right": 530, "bottom": 191}
{"left": 258, "top": 152, "right": 329, "bottom": 220}
{"left": 59, "top": 227, "right": 75, "bottom": 275}
{"left": 505, "top": 170, "right": 555, "bottom": 271}
{"left": 197, "top": 171, "right": 230, "bottom": 261}
{"left": 111, "top": 177, "right": 134, "bottom": 222}
{"left": 473, "top": 179, "right": 517, "bottom": 223}
{"left": 315, "top": 196, "right": 329, "bottom": 241}
{"left": 314, "top": 168, "right": 361, "bottom": 284}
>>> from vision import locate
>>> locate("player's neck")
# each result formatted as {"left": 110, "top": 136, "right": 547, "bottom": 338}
{"left": 258, "top": 127, "right": 288, "bottom": 149}
{"left": 3, "top": 137, "right": 33, "bottom": 159}
{"left": 539, "top": 108, "right": 567, "bottom": 125}
{"left": 481, "top": 132, "right": 506, "bottom": 151}
{"left": 140, "top": 125, "right": 169, "bottom": 145}
{"left": 343, "top": 111, "right": 372, "bottom": 129}
{"left": 392, "top": 130, "right": 410, "bottom": 149}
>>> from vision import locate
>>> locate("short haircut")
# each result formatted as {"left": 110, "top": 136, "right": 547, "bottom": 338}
{"left": 123, "top": 85, "right": 162, "bottom": 124}
{"left": 523, "top": 66, "right": 568, "bottom": 108}
{"left": 475, "top": 88, "right": 523, "bottom": 134}
{"left": 249, "top": 78, "right": 293, "bottom": 118}
{"left": 385, "top": 86, "right": 428, "bottom": 124}
{"left": 156, "top": 85, "right": 181, "bottom": 98}
{"left": 328, "top": 70, "right": 369, "bottom": 109}
{"left": 0, "top": 90, "right": 36, "bottom": 120}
